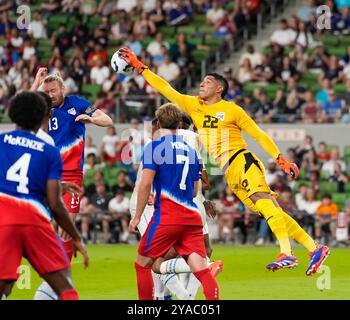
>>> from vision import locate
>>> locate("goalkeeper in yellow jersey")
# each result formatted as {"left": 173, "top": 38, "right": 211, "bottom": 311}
{"left": 118, "top": 47, "right": 330, "bottom": 276}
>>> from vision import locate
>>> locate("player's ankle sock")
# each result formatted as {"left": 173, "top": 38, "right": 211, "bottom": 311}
{"left": 152, "top": 271, "right": 164, "bottom": 300}
{"left": 59, "top": 289, "right": 79, "bottom": 300}
{"left": 279, "top": 208, "right": 317, "bottom": 252}
{"left": 1, "top": 294, "right": 6, "bottom": 300}
{"left": 186, "top": 273, "right": 201, "bottom": 300}
{"left": 34, "top": 281, "right": 58, "bottom": 300}
{"left": 134, "top": 262, "right": 153, "bottom": 300}
{"left": 161, "top": 274, "right": 190, "bottom": 300}
{"left": 193, "top": 268, "right": 219, "bottom": 300}
{"left": 62, "top": 239, "right": 73, "bottom": 262}
{"left": 255, "top": 199, "right": 292, "bottom": 255}
{"left": 160, "top": 258, "right": 191, "bottom": 274}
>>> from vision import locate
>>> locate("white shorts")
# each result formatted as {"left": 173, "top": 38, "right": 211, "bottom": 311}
{"left": 193, "top": 197, "right": 208, "bottom": 235}
{"left": 129, "top": 202, "right": 154, "bottom": 236}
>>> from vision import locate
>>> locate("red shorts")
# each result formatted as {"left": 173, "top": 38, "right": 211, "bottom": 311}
{"left": 138, "top": 224, "right": 206, "bottom": 259}
{"left": 62, "top": 177, "right": 82, "bottom": 214}
{"left": 0, "top": 225, "right": 69, "bottom": 280}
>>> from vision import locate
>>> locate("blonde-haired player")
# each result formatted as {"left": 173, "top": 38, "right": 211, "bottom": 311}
{"left": 119, "top": 47, "right": 329, "bottom": 275}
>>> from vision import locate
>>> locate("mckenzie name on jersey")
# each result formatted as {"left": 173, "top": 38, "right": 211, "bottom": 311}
{"left": 142, "top": 134, "right": 202, "bottom": 226}
{"left": 48, "top": 95, "right": 96, "bottom": 175}
{"left": 0, "top": 130, "right": 62, "bottom": 226}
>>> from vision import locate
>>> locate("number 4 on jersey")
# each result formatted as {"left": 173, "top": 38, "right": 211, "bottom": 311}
{"left": 6, "top": 153, "right": 31, "bottom": 194}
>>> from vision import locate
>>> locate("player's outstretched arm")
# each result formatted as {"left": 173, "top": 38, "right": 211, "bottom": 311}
{"left": 75, "top": 109, "right": 113, "bottom": 127}
{"left": 118, "top": 47, "right": 188, "bottom": 110}
{"left": 129, "top": 169, "right": 156, "bottom": 233}
{"left": 237, "top": 107, "right": 299, "bottom": 179}
{"left": 30, "top": 67, "right": 47, "bottom": 91}
{"left": 46, "top": 180, "right": 89, "bottom": 268}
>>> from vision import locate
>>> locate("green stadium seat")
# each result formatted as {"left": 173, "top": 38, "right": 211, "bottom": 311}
{"left": 332, "top": 193, "right": 347, "bottom": 210}
{"left": 177, "top": 25, "right": 197, "bottom": 35}
{"left": 190, "top": 49, "right": 211, "bottom": 63}
{"left": 320, "top": 170, "right": 330, "bottom": 181}
{"left": 297, "top": 168, "right": 306, "bottom": 180}
{"left": 343, "top": 154, "right": 350, "bottom": 164}
{"left": 343, "top": 146, "right": 350, "bottom": 156}
{"left": 326, "top": 144, "right": 338, "bottom": 153}
{"left": 83, "top": 168, "right": 97, "bottom": 187}
{"left": 158, "top": 26, "right": 175, "bottom": 37}
{"left": 294, "top": 180, "right": 311, "bottom": 190}
{"left": 319, "top": 182, "right": 338, "bottom": 194}
{"left": 192, "top": 15, "right": 206, "bottom": 27}
{"left": 81, "top": 84, "right": 101, "bottom": 102}
{"left": 345, "top": 183, "right": 350, "bottom": 193}
{"left": 197, "top": 25, "right": 214, "bottom": 34}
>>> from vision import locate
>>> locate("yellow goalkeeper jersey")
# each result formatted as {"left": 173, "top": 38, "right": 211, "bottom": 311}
{"left": 143, "top": 69, "right": 281, "bottom": 169}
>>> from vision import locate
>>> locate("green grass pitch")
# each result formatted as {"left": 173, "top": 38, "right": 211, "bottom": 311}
{"left": 9, "top": 245, "right": 350, "bottom": 300}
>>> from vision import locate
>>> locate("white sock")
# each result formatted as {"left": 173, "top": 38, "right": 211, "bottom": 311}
{"left": 34, "top": 281, "right": 58, "bottom": 300}
{"left": 179, "top": 272, "right": 190, "bottom": 289}
{"left": 161, "top": 274, "right": 190, "bottom": 300}
{"left": 160, "top": 258, "right": 191, "bottom": 274}
{"left": 1, "top": 294, "right": 6, "bottom": 300}
{"left": 186, "top": 273, "right": 201, "bottom": 300}
{"left": 152, "top": 271, "right": 164, "bottom": 300}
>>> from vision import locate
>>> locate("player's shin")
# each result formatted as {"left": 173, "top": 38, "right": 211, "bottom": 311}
{"left": 160, "top": 258, "right": 191, "bottom": 274}
{"left": 160, "top": 274, "right": 190, "bottom": 300}
{"left": 134, "top": 262, "right": 154, "bottom": 300}
{"left": 255, "top": 199, "right": 292, "bottom": 255}
{"left": 279, "top": 208, "right": 317, "bottom": 252}
{"left": 193, "top": 268, "right": 219, "bottom": 300}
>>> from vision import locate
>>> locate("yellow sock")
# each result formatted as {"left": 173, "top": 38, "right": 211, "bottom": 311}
{"left": 278, "top": 208, "right": 317, "bottom": 253}
{"left": 255, "top": 199, "right": 292, "bottom": 255}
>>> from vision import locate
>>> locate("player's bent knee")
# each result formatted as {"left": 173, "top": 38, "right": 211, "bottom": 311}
{"left": 250, "top": 192, "right": 275, "bottom": 205}
{"left": 136, "top": 254, "right": 154, "bottom": 268}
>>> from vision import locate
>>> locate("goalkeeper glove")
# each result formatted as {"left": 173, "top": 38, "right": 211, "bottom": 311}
{"left": 275, "top": 154, "right": 299, "bottom": 179}
{"left": 118, "top": 47, "right": 148, "bottom": 74}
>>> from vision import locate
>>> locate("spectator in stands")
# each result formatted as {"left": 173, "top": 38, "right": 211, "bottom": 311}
{"left": 297, "top": 187, "right": 320, "bottom": 238}
{"left": 61, "top": 68, "right": 78, "bottom": 94}
{"left": 90, "top": 57, "right": 110, "bottom": 85}
{"left": 218, "top": 185, "right": 236, "bottom": 243}
{"left": 70, "top": 57, "right": 88, "bottom": 92}
{"left": 166, "top": 0, "right": 193, "bottom": 26}
{"left": 253, "top": 55, "right": 274, "bottom": 83}
{"left": 206, "top": 0, "right": 225, "bottom": 26}
{"left": 294, "top": 20, "right": 317, "bottom": 49}
{"left": 40, "top": 0, "right": 61, "bottom": 17}
{"left": 253, "top": 89, "right": 276, "bottom": 123}
{"left": 307, "top": 44, "right": 330, "bottom": 72}
{"left": 317, "top": 141, "right": 331, "bottom": 163}
{"left": 108, "top": 190, "right": 131, "bottom": 243}
{"left": 316, "top": 194, "right": 339, "bottom": 245}
{"left": 213, "top": 11, "right": 236, "bottom": 39}
{"left": 309, "top": 169, "right": 321, "bottom": 194}
{"left": 116, "top": 0, "right": 138, "bottom": 14}
{"left": 289, "top": 44, "right": 309, "bottom": 73}
{"left": 321, "top": 90, "right": 345, "bottom": 123}
{"left": 87, "top": 42, "right": 108, "bottom": 69}
{"left": 8, "top": 59, "right": 24, "bottom": 90}
{"left": 265, "top": 159, "right": 280, "bottom": 186}
{"left": 270, "top": 19, "right": 297, "bottom": 47}
{"left": 48, "top": 47, "right": 65, "bottom": 70}
{"left": 319, "top": 55, "right": 343, "bottom": 85}
{"left": 110, "top": 10, "right": 133, "bottom": 41}
{"left": 111, "top": 170, "right": 133, "bottom": 195}
{"left": 87, "top": 182, "right": 114, "bottom": 243}
{"left": 20, "top": 38, "right": 36, "bottom": 62}
{"left": 331, "top": 6, "right": 350, "bottom": 35}
{"left": 322, "top": 146, "right": 347, "bottom": 176}
{"left": 315, "top": 78, "right": 333, "bottom": 108}
{"left": 146, "top": 32, "right": 169, "bottom": 57}
{"left": 95, "top": 91, "right": 116, "bottom": 118}
{"left": 301, "top": 149, "right": 321, "bottom": 179}
{"left": 85, "top": 171, "right": 109, "bottom": 198}
{"left": 297, "top": 0, "right": 317, "bottom": 23}
{"left": 276, "top": 56, "right": 299, "bottom": 84}
{"left": 236, "top": 58, "right": 255, "bottom": 84}
{"left": 239, "top": 45, "right": 262, "bottom": 69}
{"left": 62, "top": 0, "right": 80, "bottom": 14}
{"left": 28, "top": 11, "right": 48, "bottom": 39}
{"left": 295, "top": 135, "right": 315, "bottom": 165}
{"left": 123, "top": 33, "right": 142, "bottom": 57}
{"left": 225, "top": 78, "right": 243, "bottom": 103}
{"left": 329, "top": 162, "right": 349, "bottom": 192}
{"left": 157, "top": 53, "right": 180, "bottom": 83}
{"left": 267, "top": 43, "right": 285, "bottom": 78}
{"left": 83, "top": 152, "right": 104, "bottom": 174}
{"left": 7, "top": 28, "right": 23, "bottom": 49}
{"left": 175, "top": 43, "right": 195, "bottom": 75}
{"left": 100, "top": 126, "right": 120, "bottom": 165}
{"left": 80, "top": 0, "right": 97, "bottom": 16}
{"left": 301, "top": 91, "right": 321, "bottom": 123}
{"left": 85, "top": 135, "right": 99, "bottom": 158}
{"left": 279, "top": 188, "right": 299, "bottom": 219}
{"left": 150, "top": 0, "right": 167, "bottom": 27}
{"left": 52, "top": 24, "right": 72, "bottom": 55}
{"left": 132, "top": 11, "right": 157, "bottom": 37}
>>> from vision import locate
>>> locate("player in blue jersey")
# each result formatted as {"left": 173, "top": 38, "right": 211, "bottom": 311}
{"left": 30, "top": 69, "right": 112, "bottom": 263}
{"left": 0, "top": 92, "right": 89, "bottom": 300}
{"left": 129, "top": 103, "right": 219, "bottom": 300}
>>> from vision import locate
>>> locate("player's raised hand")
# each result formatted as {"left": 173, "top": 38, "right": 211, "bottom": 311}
{"left": 118, "top": 47, "right": 147, "bottom": 74}
{"left": 275, "top": 154, "right": 299, "bottom": 179}
{"left": 73, "top": 239, "right": 89, "bottom": 269}
{"left": 75, "top": 114, "right": 93, "bottom": 124}
{"left": 204, "top": 200, "right": 217, "bottom": 219}
{"left": 61, "top": 182, "right": 81, "bottom": 196}
{"left": 129, "top": 216, "right": 140, "bottom": 233}
{"left": 30, "top": 67, "right": 47, "bottom": 91}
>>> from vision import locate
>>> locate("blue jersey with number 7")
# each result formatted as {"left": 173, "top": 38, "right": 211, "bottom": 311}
{"left": 0, "top": 130, "right": 62, "bottom": 226}
{"left": 142, "top": 134, "right": 202, "bottom": 226}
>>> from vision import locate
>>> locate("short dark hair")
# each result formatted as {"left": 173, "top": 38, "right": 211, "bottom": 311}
{"left": 155, "top": 103, "right": 182, "bottom": 130}
{"left": 206, "top": 73, "right": 229, "bottom": 98}
{"left": 37, "top": 91, "right": 52, "bottom": 116}
{"left": 9, "top": 91, "right": 47, "bottom": 131}
{"left": 181, "top": 112, "right": 192, "bottom": 129}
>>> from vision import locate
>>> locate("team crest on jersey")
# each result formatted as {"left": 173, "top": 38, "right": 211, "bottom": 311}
{"left": 67, "top": 108, "right": 77, "bottom": 116}
{"left": 216, "top": 112, "right": 225, "bottom": 121}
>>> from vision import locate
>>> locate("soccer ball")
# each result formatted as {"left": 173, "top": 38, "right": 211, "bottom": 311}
{"left": 110, "top": 50, "right": 134, "bottom": 75}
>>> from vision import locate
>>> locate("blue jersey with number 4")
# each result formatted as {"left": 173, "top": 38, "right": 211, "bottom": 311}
{"left": 48, "top": 95, "right": 96, "bottom": 176}
{"left": 142, "top": 134, "right": 202, "bottom": 226}
{"left": 0, "top": 130, "right": 62, "bottom": 226}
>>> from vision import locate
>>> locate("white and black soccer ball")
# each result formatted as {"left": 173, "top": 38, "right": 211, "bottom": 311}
{"left": 110, "top": 50, "right": 134, "bottom": 75}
